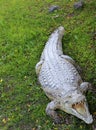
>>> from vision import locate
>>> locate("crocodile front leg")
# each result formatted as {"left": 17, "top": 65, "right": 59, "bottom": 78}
{"left": 46, "top": 100, "right": 62, "bottom": 124}
{"left": 80, "top": 82, "right": 92, "bottom": 93}
{"left": 61, "top": 55, "right": 82, "bottom": 73}
{"left": 35, "top": 60, "right": 43, "bottom": 75}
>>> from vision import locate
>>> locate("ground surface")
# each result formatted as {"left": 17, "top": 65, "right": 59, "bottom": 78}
{"left": 0, "top": 0, "right": 96, "bottom": 130}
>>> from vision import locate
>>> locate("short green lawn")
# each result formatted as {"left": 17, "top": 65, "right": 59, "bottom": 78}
{"left": 0, "top": 0, "right": 96, "bottom": 130}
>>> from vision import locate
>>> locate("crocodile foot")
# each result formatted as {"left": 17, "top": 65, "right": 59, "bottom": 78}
{"left": 46, "top": 101, "right": 64, "bottom": 124}
{"left": 53, "top": 114, "right": 63, "bottom": 124}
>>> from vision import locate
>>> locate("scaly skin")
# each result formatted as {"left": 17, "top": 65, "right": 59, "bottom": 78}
{"left": 35, "top": 26, "right": 93, "bottom": 124}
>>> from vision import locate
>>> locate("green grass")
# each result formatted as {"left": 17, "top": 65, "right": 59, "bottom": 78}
{"left": 0, "top": 0, "right": 96, "bottom": 130}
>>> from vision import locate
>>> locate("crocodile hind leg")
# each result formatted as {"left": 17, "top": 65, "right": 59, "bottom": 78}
{"left": 61, "top": 55, "right": 82, "bottom": 73}
{"left": 80, "top": 82, "right": 92, "bottom": 93}
{"left": 35, "top": 60, "right": 43, "bottom": 76}
{"left": 46, "top": 100, "right": 62, "bottom": 124}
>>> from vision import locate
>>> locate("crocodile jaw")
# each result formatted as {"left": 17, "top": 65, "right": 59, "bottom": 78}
{"left": 60, "top": 92, "right": 93, "bottom": 124}
{"left": 71, "top": 100, "right": 93, "bottom": 124}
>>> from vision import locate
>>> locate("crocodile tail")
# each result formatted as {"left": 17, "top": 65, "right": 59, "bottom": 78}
{"left": 41, "top": 26, "right": 65, "bottom": 60}
{"left": 49, "top": 26, "right": 64, "bottom": 42}
{"left": 57, "top": 26, "right": 65, "bottom": 40}
{"left": 56, "top": 26, "right": 65, "bottom": 55}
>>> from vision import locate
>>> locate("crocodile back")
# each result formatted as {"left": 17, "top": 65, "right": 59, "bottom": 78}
{"left": 38, "top": 26, "right": 82, "bottom": 96}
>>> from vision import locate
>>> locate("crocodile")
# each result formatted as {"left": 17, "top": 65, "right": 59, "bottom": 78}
{"left": 35, "top": 26, "right": 93, "bottom": 124}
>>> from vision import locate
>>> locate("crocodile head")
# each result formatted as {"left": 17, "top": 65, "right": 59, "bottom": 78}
{"left": 61, "top": 90, "right": 93, "bottom": 124}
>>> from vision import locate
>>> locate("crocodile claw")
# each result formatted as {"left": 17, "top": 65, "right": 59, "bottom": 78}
{"left": 54, "top": 115, "right": 63, "bottom": 124}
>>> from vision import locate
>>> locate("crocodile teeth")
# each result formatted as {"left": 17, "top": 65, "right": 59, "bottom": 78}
{"left": 72, "top": 101, "right": 87, "bottom": 117}
{"left": 72, "top": 100, "right": 84, "bottom": 106}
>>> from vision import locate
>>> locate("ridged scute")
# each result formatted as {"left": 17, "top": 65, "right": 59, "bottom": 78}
{"left": 38, "top": 26, "right": 82, "bottom": 95}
